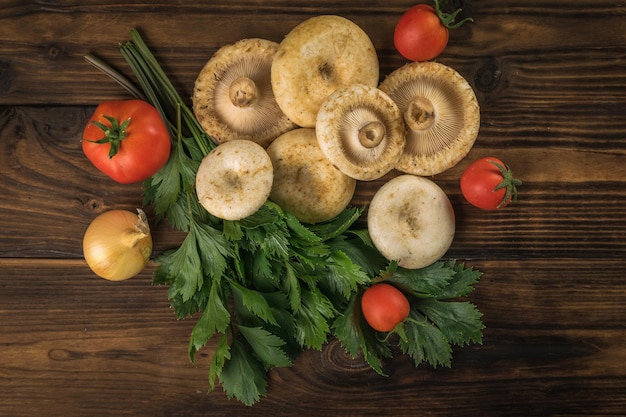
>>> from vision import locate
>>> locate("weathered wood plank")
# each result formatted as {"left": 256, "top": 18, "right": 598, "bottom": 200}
{"left": 1, "top": 258, "right": 625, "bottom": 416}
{"left": 1, "top": 1, "right": 626, "bottom": 105}
{"left": 2, "top": 1, "right": 626, "bottom": 415}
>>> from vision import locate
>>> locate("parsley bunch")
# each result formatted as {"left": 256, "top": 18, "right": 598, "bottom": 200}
{"left": 86, "top": 29, "right": 485, "bottom": 406}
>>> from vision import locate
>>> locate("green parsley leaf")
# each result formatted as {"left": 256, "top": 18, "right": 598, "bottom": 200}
{"left": 294, "top": 287, "right": 336, "bottom": 349}
{"left": 399, "top": 311, "right": 453, "bottom": 368}
{"left": 219, "top": 339, "right": 267, "bottom": 406}
{"left": 438, "top": 260, "right": 483, "bottom": 298}
{"left": 418, "top": 299, "right": 484, "bottom": 346}
{"left": 324, "top": 250, "right": 370, "bottom": 299}
{"left": 387, "top": 262, "right": 456, "bottom": 298}
{"left": 331, "top": 293, "right": 391, "bottom": 375}
{"left": 237, "top": 325, "right": 292, "bottom": 368}
{"left": 189, "top": 280, "right": 230, "bottom": 363}
{"left": 208, "top": 332, "right": 230, "bottom": 391}
{"left": 230, "top": 281, "right": 279, "bottom": 326}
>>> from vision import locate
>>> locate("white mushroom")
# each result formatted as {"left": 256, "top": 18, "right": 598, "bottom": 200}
{"left": 378, "top": 61, "right": 480, "bottom": 176}
{"left": 367, "top": 175, "right": 455, "bottom": 269}
{"left": 316, "top": 84, "right": 406, "bottom": 181}
{"left": 266, "top": 128, "right": 356, "bottom": 224}
{"left": 193, "top": 38, "right": 295, "bottom": 148}
{"left": 195, "top": 140, "right": 273, "bottom": 221}
{"left": 271, "top": 15, "right": 380, "bottom": 128}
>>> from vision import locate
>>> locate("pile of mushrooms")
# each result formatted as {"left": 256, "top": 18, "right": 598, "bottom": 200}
{"left": 191, "top": 14, "right": 481, "bottom": 269}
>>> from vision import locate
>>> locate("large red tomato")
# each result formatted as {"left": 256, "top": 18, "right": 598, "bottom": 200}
{"left": 460, "top": 157, "right": 522, "bottom": 210}
{"left": 394, "top": 1, "right": 473, "bottom": 62}
{"left": 361, "top": 283, "right": 410, "bottom": 332}
{"left": 82, "top": 100, "right": 171, "bottom": 184}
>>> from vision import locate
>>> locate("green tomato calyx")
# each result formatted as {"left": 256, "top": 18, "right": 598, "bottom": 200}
{"left": 490, "top": 160, "right": 523, "bottom": 208}
{"left": 90, "top": 115, "right": 131, "bottom": 158}
{"left": 433, "top": 0, "right": 474, "bottom": 30}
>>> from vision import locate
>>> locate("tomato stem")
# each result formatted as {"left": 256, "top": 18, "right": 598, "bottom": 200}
{"left": 489, "top": 160, "right": 523, "bottom": 208}
{"left": 433, "top": 0, "right": 474, "bottom": 30}
{"left": 90, "top": 115, "right": 131, "bottom": 158}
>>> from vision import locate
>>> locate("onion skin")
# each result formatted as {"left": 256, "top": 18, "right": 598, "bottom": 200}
{"left": 82, "top": 209, "right": 152, "bottom": 281}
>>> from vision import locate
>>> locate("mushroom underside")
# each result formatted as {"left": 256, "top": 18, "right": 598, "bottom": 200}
{"left": 379, "top": 61, "right": 480, "bottom": 176}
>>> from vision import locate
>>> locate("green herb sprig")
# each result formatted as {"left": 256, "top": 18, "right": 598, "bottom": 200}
{"left": 85, "top": 28, "right": 485, "bottom": 406}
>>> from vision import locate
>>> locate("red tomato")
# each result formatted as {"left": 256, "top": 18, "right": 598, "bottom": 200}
{"left": 460, "top": 157, "right": 522, "bottom": 210}
{"left": 361, "top": 283, "right": 410, "bottom": 332}
{"left": 82, "top": 100, "right": 171, "bottom": 184}
{"left": 394, "top": 1, "right": 473, "bottom": 62}
{"left": 394, "top": 4, "right": 448, "bottom": 62}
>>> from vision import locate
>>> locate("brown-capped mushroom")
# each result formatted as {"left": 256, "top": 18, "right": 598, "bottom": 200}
{"left": 195, "top": 140, "right": 273, "bottom": 221}
{"left": 316, "top": 83, "right": 406, "bottom": 181}
{"left": 266, "top": 128, "right": 356, "bottom": 224}
{"left": 271, "top": 15, "right": 380, "bottom": 128}
{"left": 378, "top": 61, "right": 480, "bottom": 176}
{"left": 193, "top": 38, "right": 295, "bottom": 148}
{"left": 367, "top": 175, "right": 455, "bottom": 269}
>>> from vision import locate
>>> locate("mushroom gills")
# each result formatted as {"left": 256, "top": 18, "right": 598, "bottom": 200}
{"left": 316, "top": 84, "right": 406, "bottom": 181}
{"left": 379, "top": 61, "right": 480, "bottom": 176}
{"left": 193, "top": 38, "right": 296, "bottom": 148}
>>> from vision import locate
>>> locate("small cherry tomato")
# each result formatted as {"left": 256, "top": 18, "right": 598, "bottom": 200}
{"left": 361, "top": 283, "right": 410, "bottom": 332}
{"left": 460, "top": 157, "right": 522, "bottom": 210}
{"left": 394, "top": 0, "right": 473, "bottom": 62}
{"left": 82, "top": 100, "right": 171, "bottom": 184}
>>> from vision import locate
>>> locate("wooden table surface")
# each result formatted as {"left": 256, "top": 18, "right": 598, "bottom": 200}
{"left": 2, "top": 1, "right": 626, "bottom": 416}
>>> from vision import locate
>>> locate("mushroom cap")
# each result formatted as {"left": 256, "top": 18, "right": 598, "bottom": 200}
{"left": 195, "top": 139, "right": 273, "bottom": 221}
{"left": 316, "top": 83, "right": 406, "bottom": 181}
{"left": 271, "top": 15, "right": 380, "bottom": 128}
{"left": 367, "top": 175, "right": 455, "bottom": 269}
{"left": 378, "top": 61, "right": 480, "bottom": 176}
{"left": 193, "top": 38, "right": 296, "bottom": 148}
{"left": 266, "top": 128, "right": 356, "bottom": 224}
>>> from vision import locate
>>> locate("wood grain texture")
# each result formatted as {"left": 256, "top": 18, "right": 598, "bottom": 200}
{"left": 1, "top": 0, "right": 626, "bottom": 415}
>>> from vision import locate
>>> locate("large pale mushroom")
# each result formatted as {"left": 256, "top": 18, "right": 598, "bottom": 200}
{"left": 367, "top": 175, "right": 455, "bottom": 269}
{"left": 193, "top": 38, "right": 295, "bottom": 148}
{"left": 378, "top": 61, "right": 480, "bottom": 176}
{"left": 316, "top": 83, "right": 406, "bottom": 181}
{"left": 266, "top": 128, "right": 356, "bottom": 224}
{"left": 271, "top": 15, "right": 380, "bottom": 128}
{"left": 195, "top": 140, "right": 273, "bottom": 221}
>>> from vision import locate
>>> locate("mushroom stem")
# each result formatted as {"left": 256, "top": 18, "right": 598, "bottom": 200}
{"left": 358, "top": 121, "right": 386, "bottom": 148}
{"left": 229, "top": 76, "right": 259, "bottom": 108}
{"left": 404, "top": 97, "right": 436, "bottom": 131}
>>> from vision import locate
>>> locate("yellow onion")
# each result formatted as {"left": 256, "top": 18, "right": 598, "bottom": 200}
{"left": 82, "top": 208, "right": 152, "bottom": 281}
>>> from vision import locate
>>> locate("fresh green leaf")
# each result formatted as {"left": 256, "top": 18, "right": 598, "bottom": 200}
{"left": 166, "top": 229, "right": 204, "bottom": 302}
{"left": 283, "top": 261, "right": 301, "bottom": 312}
{"left": 237, "top": 325, "right": 292, "bottom": 368}
{"left": 189, "top": 281, "right": 231, "bottom": 362}
{"left": 294, "top": 287, "right": 336, "bottom": 349}
{"left": 331, "top": 293, "right": 391, "bottom": 375}
{"left": 208, "top": 332, "right": 230, "bottom": 391}
{"left": 399, "top": 311, "right": 453, "bottom": 368}
{"left": 438, "top": 260, "right": 483, "bottom": 298}
{"left": 193, "top": 222, "right": 232, "bottom": 279}
{"left": 307, "top": 206, "right": 363, "bottom": 241}
{"left": 219, "top": 339, "right": 267, "bottom": 406}
{"left": 230, "top": 281, "right": 278, "bottom": 326}
{"left": 418, "top": 299, "right": 484, "bottom": 346}
{"left": 387, "top": 262, "right": 456, "bottom": 298}
{"left": 324, "top": 250, "right": 370, "bottom": 299}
